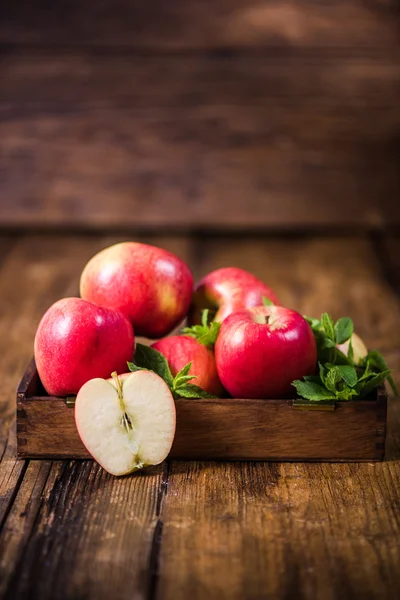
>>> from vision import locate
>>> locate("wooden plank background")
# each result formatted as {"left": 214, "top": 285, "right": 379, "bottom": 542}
{"left": 0, "top": 0, "right": 399, "bottom": 231}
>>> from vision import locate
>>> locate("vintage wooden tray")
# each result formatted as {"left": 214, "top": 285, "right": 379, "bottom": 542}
{"left": 17, "top": 359, "right": 387, "bottom": 462}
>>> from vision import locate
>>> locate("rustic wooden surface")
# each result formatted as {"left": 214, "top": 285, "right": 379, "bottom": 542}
{"left": 1, "top": 1, "right": 399, "bottom": 231}
{"left": 0, "top": 232, "right": 399, "bottom": 599}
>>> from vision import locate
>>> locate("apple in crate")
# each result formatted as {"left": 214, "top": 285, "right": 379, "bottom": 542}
{"left": 337, "top": 332, "right": 368, "bottom": 364}
{"left": 75, "top": 371, "right": 176, "bottom": 476}
{"left": 189, "top": 267, "right": 280, "bottom": 325}
{"left": 151, "top": 336, "right": 224, "bottom": 396}
{"left": 215, "top": 306, "right": 317, "bottom": 398}
{"left": 34, "top": 298, "right": 135, "bottom": 396}
{"left": 80, "top": 242, "right": 193, "bottom": 338}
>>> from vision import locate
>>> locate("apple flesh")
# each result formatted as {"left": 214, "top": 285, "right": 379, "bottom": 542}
{"left": 80, "top": 242, "right": 193, "bottom": 338}
{"left": 34, "top": 297, "right": 135, "bottom": 396}
{"left": 75, "top": 371, "right": 176, "bottom": 476}
{"left": 337, "top": 332, "right": 368, "bottom": 364}
{"left": 188, "top": 267, "right": 280, "bottom": 325}
{"left": 215, "top": 306, "right": 317, "bottom": 398}
{"left": 151, "top": 335, "right": 224, "bottom": 396}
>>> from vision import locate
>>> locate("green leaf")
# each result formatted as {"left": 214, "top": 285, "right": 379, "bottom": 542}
{"left": 335, "top": 317, "right": 354, "bottom": 345}
{"left": 335, "top": 387, "right": 358, "bottom": 401}
{"left": 127, "top": 362, "right": 148, "bottom": 373}
{"left": 363, "top": 350, "right": 398, "bottom": 395}
{"left": 319, "top": 362, "right": 327, "bottom": 385}
{"left": 322, "top": 338, "right": 336, "bottom": 349}
{"left": 173, "top": 364, "right": 198, "bottom": 389}
{"left": 182, "top": 309, "right": 221, "bottom": 347}
{"left": 292, "top": 380, "right": 336, "bottom": 401}
{"left": 262, "top": 296, "right": 275, "bottom": 306}
{"left": 174, "top": 362, "right": 192, "bottom": 379}
{"left": 357, "top": 370, "right": 391, "bottom": 398}
{"left": 134, "top": 343, "right": 174, "bottom": 388}
{"left": 175, "top": 384, "right": 217, "bottom": 399}
{"left": 304, "top": 316, "right": 322, "bottom": 331}
{"left": 321, "top": 313, "right": 336, "bottom": 341}
{"left": 325, "top": 366, "right": 342, "bottom": 393}
{"left": 336, "top": 365, "right": 358, "bottom": 388}
{"left": 347, "top": 339, "right": 354, "bottom": 365}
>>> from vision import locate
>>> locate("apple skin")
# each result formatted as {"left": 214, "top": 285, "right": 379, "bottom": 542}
{"left": 80, "top": 242, "right": 193, "bottom": 338}
{"left": 34, "top": 298, "right": 135, "bottom": 397}
{"left": 188, "top": 267, "right": 280, "bottom": 325}
{"left": 151, "top": 335, "right": 224, "bottom": 396}
{"left": 337, "top": 332, "right": 368, "bottom": 364}
{"left": 215, "top": 306, "right": 317, "bottom": 399}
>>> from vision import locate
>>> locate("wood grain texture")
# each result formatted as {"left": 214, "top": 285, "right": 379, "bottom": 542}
{"left": 3, "top": 460, "right": 164, "bottom": 600}
{"left": 157, "top": 232, "right": 400, "bottom": 600}
{"left": 0, "top": 0, "right": 398, "bottom": 50}
{"left": 0, "top": 54, "right": 399, "bottom": 230}
{"left": 16, "top": 362, "right": 387, "bottom": 462}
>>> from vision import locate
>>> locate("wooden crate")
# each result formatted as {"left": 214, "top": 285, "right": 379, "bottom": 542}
{"left": 17, "top": 359, "right": 387, "bottom": 462}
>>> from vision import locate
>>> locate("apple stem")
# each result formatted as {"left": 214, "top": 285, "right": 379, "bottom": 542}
{"left": 265, "top": 316, "right": 270, "bottom": 324}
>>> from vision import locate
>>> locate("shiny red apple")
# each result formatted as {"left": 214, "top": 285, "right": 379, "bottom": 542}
{"left": 188, "top": 267, "right": 280, "bottom": 325}
{"left": 34, "top": 297, "right": 135, "bottom": 396}
{"left": 80, "top": 242, "right": 193, "bottom": 338}
{"left": 215, "top": 306, "right": 317, "bottom": 398}
{"left": 151, "top": 335, "right": 224, "bottom": 396}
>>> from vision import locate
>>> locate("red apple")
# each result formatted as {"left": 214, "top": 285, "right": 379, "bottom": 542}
{"left": 215, "top": 306, "right": 317, "bottom": 398}
{"left": 34, "top": 298, "right": 135, "bottom": 397}
{"left": 80, "top": 242, "right": 193, "bottom": 338}
{"left": 188, "top": 267, "right": 280, "bottom": 325}
{"left": 151, "top": 335, "right": 224, "bottom": 396}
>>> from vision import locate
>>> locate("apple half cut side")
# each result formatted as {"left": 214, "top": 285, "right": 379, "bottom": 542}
{"left": 75, "top": 370, "right": 176, "bottom": 476}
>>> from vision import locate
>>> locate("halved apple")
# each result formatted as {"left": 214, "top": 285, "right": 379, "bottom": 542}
{"left": 75, "top": 370, "right": 176, "bottom": 476}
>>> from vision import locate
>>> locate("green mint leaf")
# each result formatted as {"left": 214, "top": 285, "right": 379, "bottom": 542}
{"left": 174, "top": 362, "right": 192, "bottom": 379}
{"left": 304, "top": 316, "right": 322, "bottom": 331}
{"left": 322, "top": 338, "right": 336, "bottom": 349}
{"left": 363, "top": 351, "right": 398, "bottom": 395}
{"left": 134, "top": 343, "right": 174, "bottom": 388}
{"left": 325, "top": 366, "right": 342, "bottom": 393}
{"left": 173, "top": 362, "right": 198, "bottom": 389}
{"left": 336, "top": 365, "right": 358, "bottom": 388}
{"left": 357, "top": 370, "right": 392, "bottom": 398}
{"left": 321, "top": 313, "right": 336, "bottom": 341}
{"left": 175, "top": 384, "right": 217, "bottom": 399}
{"left": 319, "top": 363, "right": 327, "bottom": 385}
{"left": 182, "top": 311, "right": 221, "bottom": 347}
{"left": 335, "top": 388, "right": 358, "bottom": 401}
{"left": 292, "top": 380, "right": 336, "bottom": 401}
{"left": 335, "top": 317, "right": 354, "bottom": 345}
{"left": 174, "top": 375, "right": 197, "bottom": 387}
{"left": 127, "top": 362, "right": 148, "bottom": 373}
{"left": 262, "top": 296, "right": 275, "bottom": 306}
{"left": 347, "top": 339, "right": 354, "bottom": 365}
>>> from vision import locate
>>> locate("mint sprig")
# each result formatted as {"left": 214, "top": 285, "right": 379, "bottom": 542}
{"left": 182, "top": 309, "right": 221, "bottom": 347}
{"left": 293, "top": 313, "right": 397, "bottom": 401}
{"left": 127, "top": 343, "right": 216, "bottom": 399}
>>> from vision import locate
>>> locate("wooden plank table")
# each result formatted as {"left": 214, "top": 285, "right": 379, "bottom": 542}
{"left": 0, "top": 232, "right": 399, "bottom": 599}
